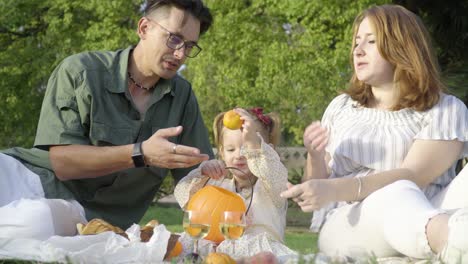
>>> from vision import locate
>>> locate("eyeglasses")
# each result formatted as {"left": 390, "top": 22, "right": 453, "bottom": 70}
{"left": 146, "top": 17, "right": 202, "bottom": 58}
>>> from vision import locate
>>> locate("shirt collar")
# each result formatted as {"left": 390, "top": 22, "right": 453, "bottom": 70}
{"left": 107, "top": 45, "right": 175, "bottom": 97}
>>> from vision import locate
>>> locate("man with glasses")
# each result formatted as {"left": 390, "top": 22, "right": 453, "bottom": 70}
{"left": 0, "top": 0, "right": 214, "bottom": 239}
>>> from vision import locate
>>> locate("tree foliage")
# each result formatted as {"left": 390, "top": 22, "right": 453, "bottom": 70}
{"left": 187, "top": 0, "right": 389, "bottom": 145}
{"left": 0, "top": 0, "right": 140, "bottom": 147}
{"left": 2, "top": 0, "right": 466, "bottom": 149}
{"left": 394, "top": 0, "right": 468, "bottom": 104}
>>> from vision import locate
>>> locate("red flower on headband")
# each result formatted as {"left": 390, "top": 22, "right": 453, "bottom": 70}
{"left": 250, "top": 107, "right": 272, "bottom": 126}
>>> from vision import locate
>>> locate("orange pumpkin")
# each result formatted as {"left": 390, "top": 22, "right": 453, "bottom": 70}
{"left": 204, "top": 252, "right": 236, "bottom": 264}
{"left": 186, "top": 186, "right": 246, "bottom": 244}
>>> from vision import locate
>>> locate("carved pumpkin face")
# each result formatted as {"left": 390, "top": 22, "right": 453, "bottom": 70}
{"left": 186, "top": 185, "right": 246, "bottom": 243}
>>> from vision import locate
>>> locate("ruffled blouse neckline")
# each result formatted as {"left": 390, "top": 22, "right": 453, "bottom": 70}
{"left": 347, "top": 101, "right": 426, "bottom": 126}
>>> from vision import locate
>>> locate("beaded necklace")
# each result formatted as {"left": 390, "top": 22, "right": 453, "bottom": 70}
{"left": 127, "top": 71, "right": 152, "bottom": 90}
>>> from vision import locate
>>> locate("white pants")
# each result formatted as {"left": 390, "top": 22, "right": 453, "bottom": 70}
{"left": 0, "top": 153, "right": 86, "bottom": 240}
{"left": 318, "top": 165, "right": 468, "bottom": 259}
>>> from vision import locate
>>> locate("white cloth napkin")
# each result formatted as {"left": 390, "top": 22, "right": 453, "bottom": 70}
{"left": 0, "top": 224, "right": 171, "bottom": 263}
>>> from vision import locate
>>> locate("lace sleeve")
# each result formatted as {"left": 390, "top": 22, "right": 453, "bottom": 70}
{"left": 241, "top": 134, "right": 288, "bottom": 208}
{"left": 173, "top": 167, "right": 209, "bottom": 209}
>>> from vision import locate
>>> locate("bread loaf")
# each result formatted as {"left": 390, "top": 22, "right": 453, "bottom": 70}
{"left": 140, "top": 219, "right": 159, "bottom": 242}
{"left": 76, "top": 218, "right": 127, "bottom": 239}
{"left": 76, "top": 218, "right": 181, "bottom": 260}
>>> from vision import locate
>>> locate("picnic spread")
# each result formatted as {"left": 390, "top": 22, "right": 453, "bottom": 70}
{"left": 0, "top": 219, "right": 180, "bottom": 263}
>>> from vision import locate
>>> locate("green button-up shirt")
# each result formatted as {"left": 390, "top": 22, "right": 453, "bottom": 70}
{"left": 2, "top": 46, "right": 214, "bottom": 228}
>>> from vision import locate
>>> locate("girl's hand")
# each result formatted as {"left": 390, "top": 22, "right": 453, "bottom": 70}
{"left": 235, "top": 108, "right": 263, "bottom": 149}
{"left": 281, "top": 179, "right": 336, "bottom": 212}
{"left": 200, "top": 160, "right": 227, "bottom": 180}
{"left": 303, "top": 121, "right": 328, "bottom": 159}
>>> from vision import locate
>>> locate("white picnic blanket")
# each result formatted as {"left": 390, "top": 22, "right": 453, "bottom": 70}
{"left": 0, "top": 224, "right": 171, "bottom": 264}
{"left": 0, "top": 223, "right": 440, "bottom": 264}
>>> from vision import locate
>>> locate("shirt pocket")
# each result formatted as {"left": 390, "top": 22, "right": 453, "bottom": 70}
{"left": 90, "top": 122, "right": 136, "bottom": 146}
{"left": 55, "top": 98, "right": 82, "bottom": 131}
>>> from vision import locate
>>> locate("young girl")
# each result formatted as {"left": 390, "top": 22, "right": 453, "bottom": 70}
{"left": 281, "top": 4, "right": 468, "bottom": 263}
{"left": 174, "top": 107, "right": 296, "bottom": 261}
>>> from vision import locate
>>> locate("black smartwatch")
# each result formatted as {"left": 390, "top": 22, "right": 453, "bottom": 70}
{"left": 132, "top": 142, "right": 146, "bottom": 167}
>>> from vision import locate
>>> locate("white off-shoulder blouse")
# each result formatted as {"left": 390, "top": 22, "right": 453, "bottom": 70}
{"left": 311, "top": 93, "right": 468, "bottom": 232}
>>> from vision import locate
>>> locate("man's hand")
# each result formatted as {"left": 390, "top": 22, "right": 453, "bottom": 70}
{"left": 142, "top": 126, "right": 209, "bottom": 169}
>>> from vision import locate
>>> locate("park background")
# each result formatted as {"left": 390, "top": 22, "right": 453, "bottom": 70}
{"left": 1, "top": 0, "right": 467, "bottom": 257}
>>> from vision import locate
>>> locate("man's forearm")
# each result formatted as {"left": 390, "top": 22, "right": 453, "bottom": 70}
{"left": 50, "top": 144, "right": 134, "bottom": 180}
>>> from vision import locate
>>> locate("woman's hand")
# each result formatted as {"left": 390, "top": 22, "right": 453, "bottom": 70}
{"left": 235, "top": 108, "right": 264, "bottom": 149}
{"left": 303, "top": 121, "right": 328, "bottom": 159}
{"left": 200, "top": 159, "right": 227, "bottom": 180}
{"left": 281, "top": 180, "right": 337, "bottom": 212}
{"left": 303, "top": 121, "right": 330, "bottom": 181}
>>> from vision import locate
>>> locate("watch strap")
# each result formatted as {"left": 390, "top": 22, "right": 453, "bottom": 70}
{"left": 132, "top": 142, "right": 146, "bottom": 167}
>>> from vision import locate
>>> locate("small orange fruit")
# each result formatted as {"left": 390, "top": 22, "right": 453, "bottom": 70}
{"left": 166, "top": 241, "right": 183, "bottom": 259}
{"left": 223, "top": 110, "right": 243, "bottom": 130}
{"left": 204, "top": 252, "right": 236, "bottom": 264}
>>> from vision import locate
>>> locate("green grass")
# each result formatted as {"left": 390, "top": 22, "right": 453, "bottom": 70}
{"left": 141, "top": 202, "right": 318, "bottom": 255}
{"left": 141, "top": 202, "right": 185, "bottom": 233}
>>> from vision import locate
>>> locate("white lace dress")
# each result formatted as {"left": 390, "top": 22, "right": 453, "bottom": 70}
{"left": 174, "top": 138, "right": 298, "bottom": 261}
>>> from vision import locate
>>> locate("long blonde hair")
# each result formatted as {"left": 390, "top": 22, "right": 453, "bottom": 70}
{"left": 346, "top": 4, "right": 445, "bottom": 111}
{"left": 213, "top": 109, "right": 281, "bottom": 158}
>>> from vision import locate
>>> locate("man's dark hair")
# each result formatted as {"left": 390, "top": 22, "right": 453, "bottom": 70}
{"left": 144, "top": 0, "right": 213, "bottom": 35}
